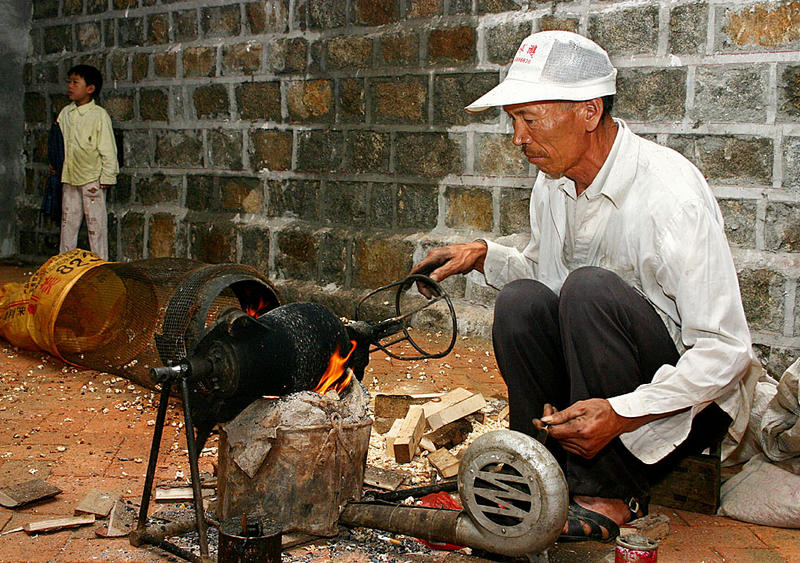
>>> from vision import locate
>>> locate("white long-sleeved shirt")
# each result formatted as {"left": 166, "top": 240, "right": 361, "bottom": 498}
{"left": 482, "top": 120, "right": 761, "bottom": 464}
{"left": 57, "top": 99, "right": 118, "bottom": 186}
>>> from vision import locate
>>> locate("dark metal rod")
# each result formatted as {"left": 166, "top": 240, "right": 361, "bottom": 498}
{"left": 136, "top": 380, "right": 173, "bottom": 530}
{"left": 133, "top": 531, "right": 205, "bottom": 563}
{"left": 179, "top": 377, "right": 210, "bottom": 558}
{"left": 339, "top": 503, "right": 461, "bottom": 545}
{"left": 370, "top": 479, "right": 457, "bottom": 502}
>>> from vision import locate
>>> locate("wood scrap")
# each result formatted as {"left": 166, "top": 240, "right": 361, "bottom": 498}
{"left": 420, "top": 388, "right": 472, "bottom": 420}
{"left": 427, "top": 392, "right": 487, "bottom": 431}
{"left": 374, "top": 392, "right": 443, "bottom": 420}
{"left": 428, "top": 448, "right": 460, "bottom": 478}
{"left": 24, "top": 514, "right": 95, "bottom": 534}
{"left": 75, "top": 489, "right": 121, "bottom": 517}
{"left": 393, "top": 405, "right": 426, "bottom": 463}
{"left": 425, "top": 418, "right": 472, "bottom": 449}
{"left": 154, "top": 487, "right": 214, "bottom": 503}
{"left": 363, "top": 465, "right": 407, "bottom": 491}
{"left": 0, "top": 478, "right": 61, "bottom": 508}
{"left": 497, "top": 404, "right": 510, "bottom": 422}
{"left": 419, "top": 437, "right": 436, "bottom": 452}
{"left": 619, "top": 513, "right": 670, "bottom": 541}
{"left": 372, "top": 417, "right": 396, "bottom": 435}
{"left": 95, "top": 500, "right": 139, "bottom": 538}
{"left": 384, "top": 418, "right": 404, "bottom": 457}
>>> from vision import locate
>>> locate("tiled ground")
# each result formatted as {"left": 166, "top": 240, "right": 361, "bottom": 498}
{"left": 0, "top": 263, "right": 798, "bottom": 562}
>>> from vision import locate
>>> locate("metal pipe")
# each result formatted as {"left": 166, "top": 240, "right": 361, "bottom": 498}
{"left": 180, "top": 377, "right": 210, "bottom": 558}
{"left": 339, "top": 503, "right": 461, "bottom": 544}
{"left": 136, "top": 380, "right": 173, "bottom": 531}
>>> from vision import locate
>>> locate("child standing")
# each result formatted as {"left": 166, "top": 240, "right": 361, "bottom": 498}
{"left": 57, "top": 64, "right": 118, "bottom": 260}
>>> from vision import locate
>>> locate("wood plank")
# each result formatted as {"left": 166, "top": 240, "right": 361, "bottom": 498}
{"left": 419, "top": 437, "right": 436, "bottom": 452}
{"left": 154, "top": 487, "right": 214, "bottom": 503}
{"left": 363, "top": 465, "right": 407, "bottom": 491}
{"left": 74, "top": 489, "right": 121, "bottom": 517}
{"left": 384, "top": 418, "right": 404, "bottom": 457}
{"left": 393, "top": 405, "right": 426, "bottom": 464}
{"left": 24, "top": 515, "right": 95, "bottom": 534}
{"left": 374, "top": 393, "right": 443, "bottom": 420}
{"left": 0, "top": 479, "right": 61, "bottom": 508}
{"left": 497, "top": 404, "right": 510, "bottom": 422}
{"left": 424, "top": 418, "right": 472, "bottom": 449}
{"left": 95, "top": 500, "right": 139, "bottom": 538}
{"left": 426, "top": 393, "right": 487, "bottom": 431}
{"left": 428, "top": 448, "right": 460, "bottom": 479}
{"left": 420, "top": 388, "right": 473, "bottom": 420}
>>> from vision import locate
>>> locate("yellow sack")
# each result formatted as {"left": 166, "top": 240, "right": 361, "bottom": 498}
{"left": 0, "top": 281, "right": 37, "bottom": 350}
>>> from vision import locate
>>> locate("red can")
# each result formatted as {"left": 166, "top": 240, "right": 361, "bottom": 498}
{"left": 615, "top": 533, "right": 658, "bottom": 563}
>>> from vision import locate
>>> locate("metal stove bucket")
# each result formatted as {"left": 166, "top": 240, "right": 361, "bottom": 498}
{"left": 218, "top": 413, "right": 372, "bottom": 536}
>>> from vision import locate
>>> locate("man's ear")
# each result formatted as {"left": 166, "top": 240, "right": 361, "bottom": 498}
{"left": 583, "top": 98, "right": 603, "bottom": 132}
{"left": 87, "top": 84, "right": 96, "bottom": 96}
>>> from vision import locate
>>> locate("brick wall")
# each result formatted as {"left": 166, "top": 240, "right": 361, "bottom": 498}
{"left": 19, "top": 0, "right": 800, "bottom": 376}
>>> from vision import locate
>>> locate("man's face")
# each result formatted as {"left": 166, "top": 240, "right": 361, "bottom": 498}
{"left": 503, "top": 100, "right": 588, "bottom": 178}
{"left": 67, "top": 74, "right": 94, "bottom": 105}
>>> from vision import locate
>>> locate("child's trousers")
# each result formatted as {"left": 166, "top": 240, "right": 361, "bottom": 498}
{"left": 59, "top": 179, "right": 108, "bottom": 260}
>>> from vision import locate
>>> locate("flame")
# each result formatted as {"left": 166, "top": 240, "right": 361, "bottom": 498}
{"left": 313, "top": 340, "right": 357, "bottom": 395}
{"left": 243, "top": 293, "right": 274, "bottom": 317}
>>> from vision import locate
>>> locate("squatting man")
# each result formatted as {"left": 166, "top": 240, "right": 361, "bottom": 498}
{"left": 410, "top": 31, "right": 760, "bottom": 541}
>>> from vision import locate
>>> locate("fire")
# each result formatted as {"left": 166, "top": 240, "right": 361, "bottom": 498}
{"left": 243, "top": 293, "right": 274, "bottom": 317}
{"left": 313, "top": 340, "right": 357, "bottom": 395}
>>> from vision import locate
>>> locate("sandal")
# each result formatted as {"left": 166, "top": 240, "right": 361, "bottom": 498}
{"left": 558, "top": 501, "right": 620, "bottom": 543}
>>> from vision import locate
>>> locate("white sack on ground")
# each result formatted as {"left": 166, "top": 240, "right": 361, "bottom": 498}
{"left": 761, "top": 357, "right": 800, "bottom": 474}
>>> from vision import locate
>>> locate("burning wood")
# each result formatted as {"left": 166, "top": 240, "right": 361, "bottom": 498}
{"left": 312, "top": 340, "right": 357, "bottom": 395}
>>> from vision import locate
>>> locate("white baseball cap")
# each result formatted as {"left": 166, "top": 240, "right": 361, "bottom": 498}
{"left": 465, "top": 31, "right": 617, "bottom": 112}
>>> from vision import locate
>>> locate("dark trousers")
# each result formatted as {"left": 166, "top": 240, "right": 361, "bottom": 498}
{"left": 492, "top": 267, "right": 731, "bottom": 499}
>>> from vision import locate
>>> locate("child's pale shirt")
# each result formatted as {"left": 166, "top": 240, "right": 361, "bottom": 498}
{"left": 57, "top": 99, "right": 118, "bottom": 186}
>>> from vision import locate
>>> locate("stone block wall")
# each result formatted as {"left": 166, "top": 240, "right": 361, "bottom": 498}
{"left": 18, "top": 0, "right": 800, "bottom": 375}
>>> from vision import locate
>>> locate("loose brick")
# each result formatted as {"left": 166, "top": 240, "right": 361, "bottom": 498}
{"left": 434, "top": 73, "right": 499, "bottom": 125}
{"left": 666, "top": 135, "right": 773, "bottom": 184}
{"left": 356, "top": 0, "right": 398, "bottom": 25}
{"left": 445, "top": 186, "right": 492, "bottom": 231}
{"left": 397, "top": 184, "right": 437, "bottom": 229}
{"left": 428, "top": 27, "right": 474, "bottom": 64}
{"left": 371, "top": 76, "right": 427, "bottom": 124}
{"left": 539, "top": 15, "right": 580, "bottom": 33}
{"left": 784, "top": 136, "right": 800, "bottom": 190}
{"left": 354, "top": 237, "right": 414, "bottom": 288}
{"left": 246, "top": 0, "right": 289, "bottom": 33}
{"left": 121, "top": 212, "right": 145, "bottom": 260}
{"left": 191, "top": 222, "right": 237, "bottom": 264}
{"left": 287, "top": 79, "right": 334, "bottom": 122}
{"left": 118, "top": 17, "right": 143, "bottom": 48}
{"left": 268, "top": 37, "right": 307, "bottom": 74}
{"left": 183, "top": 46, "right": 216, "bottom": 78}
{"left": 222, "top": 176, "right": 262, "bottom": 212}
{"left": 407, "top": 0, "right": 442, "bottom": 18}
{"left": 778, "top": 65, "right": 800, "bottom": 121}
{"left": 240, "top": 226, "right": 271, "bottom": 275}
{"left": 718, "top": 199, "right": 757, "bottom": 247}
{"left": 174, "top": 9, "right": 199, "bottom": 41}
{"left": 486, "top": 22, "right": 530, "bottom": 65}
{"left": 250, "top": 129, "right": 293, "bottom": 171}
{"left": 738, "top": 268, "right": 785, "bottom": 332}
{"left": 476, "top": 133, "right": 528, "bottom": 176}
{"left": 193, "top": 84, "right": 229, "bottom": 119}
{"left": 669, "top": 2, "right": 707, "bottom": 55}
{"left": 765, "top": 202, "right": 800, "bottom": 252}
{"left": 276, "top": 228, "right": 318, "bottom": 281}
{"left": 123, "top": 130, "right": 151, "bottom": 168}
{"left": 140, "top": 88, "right": 169, "bottom": 121}
{"left": 339, "top": 78, "right": 365, "bottom": 122}
{"left": 148, "top": 214, "right": 176, "bottom": 258}
{"left": 223, "top": 42, "right": 263, "bottom": 75}
{"left": 500, "top": 187, "right": 531, "bottom": 235}
{"left": 44, "top": 25, "right": 71, "bottom": 54}
{"left": 104, "top": 92, "right": 135, "bottom": 122}
{"left": 478, "top": 0, "right": 521, "bottom": 13}
{"left": 693, "top": 65, "right": 768, "bottom": 123}
{"left": 327, "top": 36, "right": 372, "bottom": 70}
{"left": 615, "top": 68, "right": 687, "bottom": 123}
{"left": 77, "top": 22, "right": 101, "bottom": 50}
{"left": 208, "top": 130, "right": 243, "bottom": 170}
{"left": 24, "top": 93, "right": 46, "bottom": 123}
{"left": 321, "top": 181, "right": 370, "bottom": 225}
{"left": 307, "top": 0, "right": 346, "bottom": 29}
{"left": 395, "top": 132, "right": 463, "bottom": 177}
{"left": 155, "top": 130, "right": 203, "bottom": 167}
{"left": 346, "top": 131, "right": 390, "bottom": 173}
{"left": 380, "top": 32, "right": 418, "bottom": 66}
{"left": 133, "top": 53, "right": 151, "bottom": 80}
{"left": 318, "top": 231, "right": 348, "bottom": 285}
{"left": 296, "top": 130, "right": 343, "bottom": 172}
{"left": 719, "top": 2, "right": 800, "bottom": 49}
{"left": 136, "top": 174, "right": 181, "bottom": 205}
{"left": 187, "top": 176, "right": 218, "bottom": 211}
{"left": 268, "top": 179, "right": 319, "bottom": 220}
{"left": 147, "top": 13, "right": 170, "bottom": 45}
{"left": 588, "top": 6, "right": 659, "bottom": 56}
{"left": 236, "top": 81, "right": 281, "bottom": 121}
{"left": 202, "top": 5, "right": 241, "bottom": 38}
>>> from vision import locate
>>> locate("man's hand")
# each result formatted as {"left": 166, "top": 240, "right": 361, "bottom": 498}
{"left": 409, "top": 241, "right": 487, "bottom": 297}
{"left": 541, "top": 399, "right": 649, "bottom": 459}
